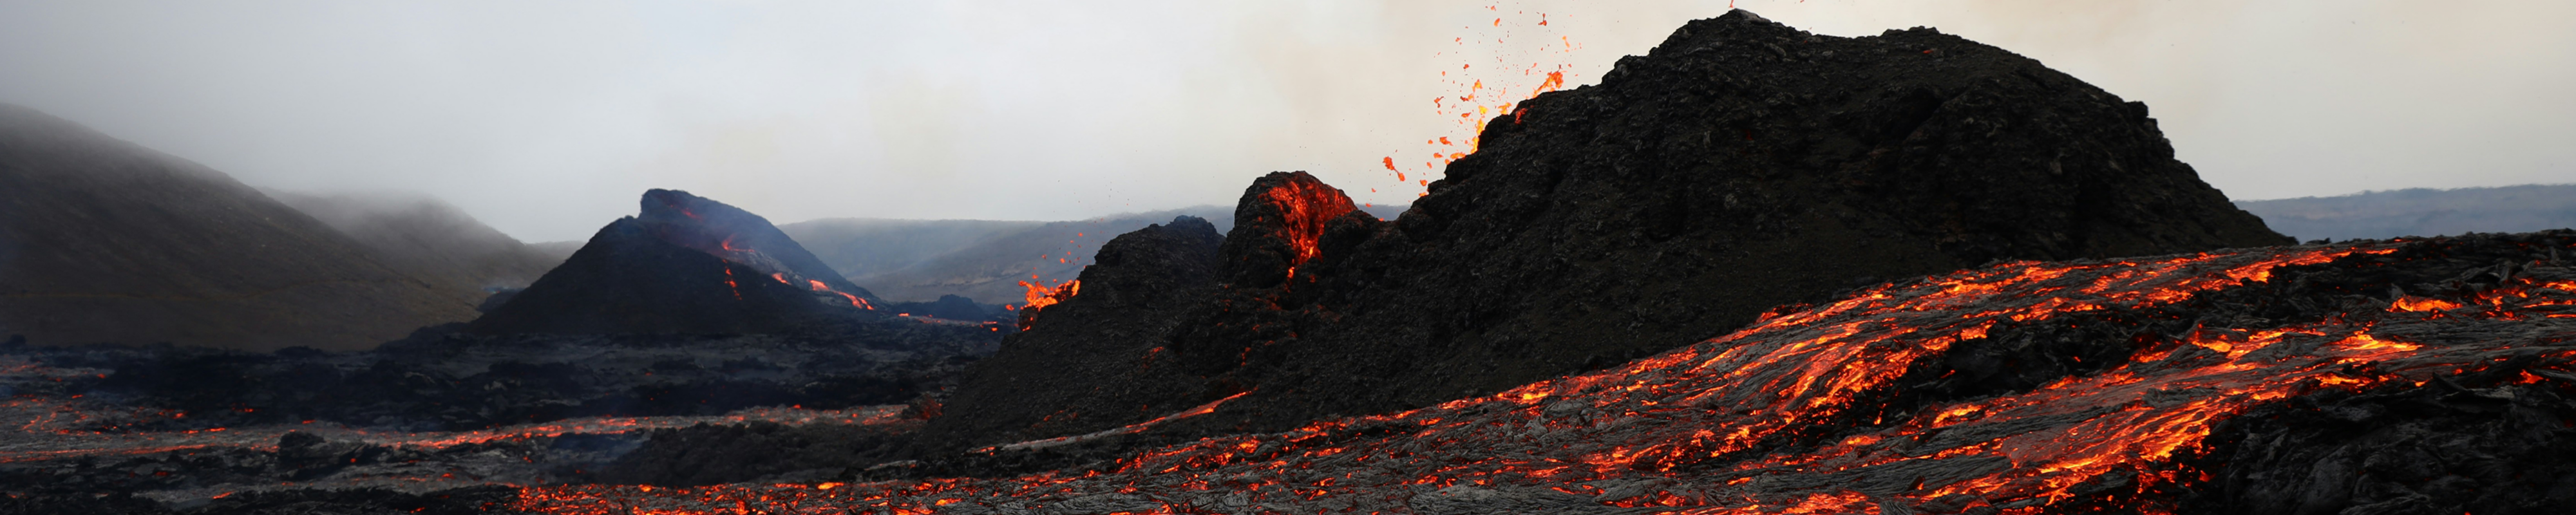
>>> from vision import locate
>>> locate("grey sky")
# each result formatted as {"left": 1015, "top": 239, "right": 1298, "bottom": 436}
{"left": 3, "top": 1, "right": 2570, "bottom": 241}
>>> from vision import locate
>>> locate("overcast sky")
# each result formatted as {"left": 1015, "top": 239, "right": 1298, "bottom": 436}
{"left": 3, "top": 1, "right": 2570, "bottom": 241}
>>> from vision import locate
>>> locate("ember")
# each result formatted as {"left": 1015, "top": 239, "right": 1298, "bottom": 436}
{"left": 1255, "top": 179, "right": 1356, "bottom": 267}
{"left": 1379, "top": 2, "right": 1579, "bottom": 194}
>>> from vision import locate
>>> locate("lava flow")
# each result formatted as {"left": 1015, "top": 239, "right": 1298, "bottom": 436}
{"left": 509, "top": 238, "right": 2576, "bottom": 514}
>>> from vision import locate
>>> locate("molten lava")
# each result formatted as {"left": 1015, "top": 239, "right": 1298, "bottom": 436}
{"left": 1018, "top": 279, "right": 1079, "bottom": 312}
{"left": 1258, "top": 180, "right": 1357, "bottom": 267}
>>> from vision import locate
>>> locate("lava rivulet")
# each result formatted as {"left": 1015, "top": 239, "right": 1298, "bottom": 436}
{"left": 1256, "top": 180, "right": 1357, "bottom": 267}
{"left": 509, "top": 241, "right": 2576, "bottom": 514}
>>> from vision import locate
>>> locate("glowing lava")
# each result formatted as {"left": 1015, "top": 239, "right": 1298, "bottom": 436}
{"left": 507, "top": 241, "right": 2576, "bottom": 514}
{"left": 1258, "top": 180, "right": 1358, "bottom": 267}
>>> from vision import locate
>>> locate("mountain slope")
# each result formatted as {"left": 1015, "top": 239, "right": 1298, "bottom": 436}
{"left": 265, "top": 190, "right": 571, "bottom": 292}
{"left": 0, "top": 103, "right": 479, "bottom": 350}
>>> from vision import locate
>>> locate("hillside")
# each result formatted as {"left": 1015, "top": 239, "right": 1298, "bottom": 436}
{"left": 265, "top": 190, "right": 574, "bottom": 294}
{"left": 0, "top": 103, "right": 480, "bottom": 350}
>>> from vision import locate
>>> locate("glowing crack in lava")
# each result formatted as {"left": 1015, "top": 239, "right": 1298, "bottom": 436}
{"left": 1259, "top": 180, "right": 1358, "bottom": 267}
{"left": 510, "top": 241, "right": 2576, "bottom": 514}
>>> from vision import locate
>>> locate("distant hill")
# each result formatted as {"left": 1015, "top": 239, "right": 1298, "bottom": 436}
{"left": 0, "top": 103, "right": 482, "bottom": 350}
{"left": 264, "top": 190, "right": 576, "bottom": 293}
{"left": 784, "top": 204, "right": 1403, "bottom": 304}
{"left": 2235, "top": 184, "right": 2576, "bottom": 241}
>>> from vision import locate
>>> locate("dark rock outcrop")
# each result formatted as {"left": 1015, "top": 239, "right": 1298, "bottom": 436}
{"left": 917, "top": 11, "right": 2291, "bottom": 456}
{"left": 0, "top": 103, "right": 482, "bottom": 351}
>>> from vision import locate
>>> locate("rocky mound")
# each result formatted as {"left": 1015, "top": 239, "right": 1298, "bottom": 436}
{"left": 0, "top": 103, "right": 481, "bottom": 351}
{"left": 916, "top": 11, "right": 2291, "bottom": 455}
{"left": 469, "top": 189, "right": 887, "bottom": 335}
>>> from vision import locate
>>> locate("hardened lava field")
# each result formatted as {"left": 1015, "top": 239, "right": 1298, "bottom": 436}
{"left": 480, "top": 232, "right": 2576, "bottom": 514}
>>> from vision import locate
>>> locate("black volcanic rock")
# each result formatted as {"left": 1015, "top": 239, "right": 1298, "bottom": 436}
{"left": 469, "top": 190, "right": 882, "bottom": 335}
{"left": 918, "top": 11, "right": 2293, "bottom": 456}
{"left": 0, "top": 103, "right": 481, "bottom": 351}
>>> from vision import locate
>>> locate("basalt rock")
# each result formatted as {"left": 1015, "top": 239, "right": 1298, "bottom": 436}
{"left": 919, "top": 10, "right": 2291, "bottom": 456}
{"left": 469, "top": 189, "right": 886, "bottom": 335}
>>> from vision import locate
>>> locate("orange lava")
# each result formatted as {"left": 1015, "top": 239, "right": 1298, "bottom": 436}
{"left": 1018, "top": 279, "right": 1080, "bottom": 312}
{"left": 1259, "top": 180, "right": 1358, "bottom": 267}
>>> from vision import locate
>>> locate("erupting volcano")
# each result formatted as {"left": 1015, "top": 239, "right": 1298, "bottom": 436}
{"left": 5, "top": 8, "right": 2570, "bottom": 515}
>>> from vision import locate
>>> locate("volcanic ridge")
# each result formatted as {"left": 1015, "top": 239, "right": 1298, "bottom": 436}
{"left": 916, "top": 8, "right": 2291, "bottom": 460}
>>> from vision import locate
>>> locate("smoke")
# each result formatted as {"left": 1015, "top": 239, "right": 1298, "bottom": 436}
{"left": 0, "top": 1, "right": 2567, "bottom": 240}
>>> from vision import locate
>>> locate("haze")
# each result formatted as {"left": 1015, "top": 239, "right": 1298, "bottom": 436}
{"left": 2, "top": 0, "right": 2569, "bottom": 241}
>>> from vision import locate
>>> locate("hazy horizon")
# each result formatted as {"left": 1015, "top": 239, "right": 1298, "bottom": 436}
{"left": 5, "top": 1, "right": 2571, "bottom": 241}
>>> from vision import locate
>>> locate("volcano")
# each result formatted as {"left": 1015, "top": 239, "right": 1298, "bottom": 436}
{"left": 0, "top": 103, "right": 481, "bottom": 351}
{"left": 917, "top": 10, "right": 2293, "bottom": 456}
{"left": 469, "top": 189, "right": 886, "bottom": 335}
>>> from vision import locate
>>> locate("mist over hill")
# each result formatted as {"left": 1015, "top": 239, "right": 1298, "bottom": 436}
{"left": 2236, "top": 184, "right": 2576, "bottom": 241}
{"left": 0, "top": 103, "right": 480, "bottom": 350}
{"left": 263, "top": 189, "right": 576, "bottom": 293}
